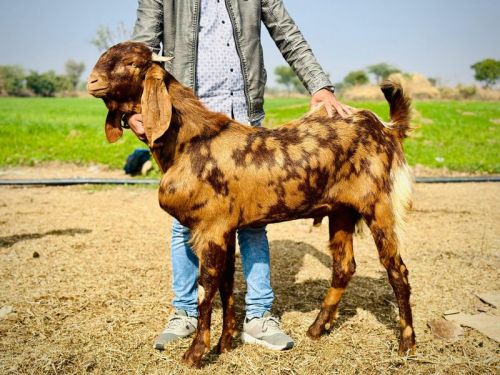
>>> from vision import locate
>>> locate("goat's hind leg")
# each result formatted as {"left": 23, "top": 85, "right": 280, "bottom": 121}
{"left": 364, "top": 197, "right": 416, "bottom": 354}
{"left": 182, "top": 232, "right": 228, "bottom": 368}
{"left": 217, "top": 230, "right": 237, "bottom": 354}
{"left": 307, "top": 209, "right": 358, "bottom": 339}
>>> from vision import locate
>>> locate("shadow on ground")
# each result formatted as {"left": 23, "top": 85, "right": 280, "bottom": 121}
{"left": 202, "top": 239, "right": 399, "bottom": 365}
{"left": 230, "top": 240, "right": 398, "bottom": 335}
{"left": 0, "top": 228, "right": 92, "bottom": 248}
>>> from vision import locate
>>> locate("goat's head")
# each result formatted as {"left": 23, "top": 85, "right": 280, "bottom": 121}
{"left": 87, "top": 41, "right": 173, "bottom": 147}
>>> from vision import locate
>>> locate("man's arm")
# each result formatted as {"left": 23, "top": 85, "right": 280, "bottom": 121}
{"left": 261, "top": 0, "right": 351, "bottom": 117}
{"left": 131, "top": 0, "right": 164, "bottom": 53}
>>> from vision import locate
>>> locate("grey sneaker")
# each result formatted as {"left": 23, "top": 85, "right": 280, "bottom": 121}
{"left": 241, "top": 311, "right": 294, "bottom": 350}
{"left": 153, "top": 310, "right": 197, "bottom": 350}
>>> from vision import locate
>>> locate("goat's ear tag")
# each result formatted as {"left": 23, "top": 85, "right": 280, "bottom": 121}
{"left": 152, "top": 53, "right": 174, "bottom": 63}
{"left": 105, "top": 110, "right": 123, "bottom": 143}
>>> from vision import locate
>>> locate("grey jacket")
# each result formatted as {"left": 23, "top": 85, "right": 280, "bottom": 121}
{"left": 132, "top": 0, "right": 333, "bottom": 123}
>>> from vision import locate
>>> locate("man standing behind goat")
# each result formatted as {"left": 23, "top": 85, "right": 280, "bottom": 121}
{"left": 126, "top": 0, "right": 352, "bottom": 351}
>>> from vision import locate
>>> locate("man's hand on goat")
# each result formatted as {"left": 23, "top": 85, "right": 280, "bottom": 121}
{"left": 127, "top": 113, "right": 148, "bottom": 142}
{"left": 311, "top": 88, "right": 353, "bottom": 118}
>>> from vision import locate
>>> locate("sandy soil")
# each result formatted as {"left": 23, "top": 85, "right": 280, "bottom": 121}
{"left": 0, "top": 180, "right": 499, "bottom": 374}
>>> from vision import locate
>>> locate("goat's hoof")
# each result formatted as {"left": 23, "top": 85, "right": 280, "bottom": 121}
{"left": 398, "top": 327, "right": 416, "bottom": 356}
{"left": 398, "top": 340, "right": 416, "bottom": 356}
{"left": 181, "top": 349, "right": 203, "bottom": 369}
{"left": 306, "top": 325, "right": 323, "bottom": 340}
{"left": 398, "top": 345, "right": 417, "bottom": 356}
{"left": 398, "top": 344, "right": 417, "bottom": 357}
{"left": 216, "top": 334, "right": 234, "bottom": 354}
{"left": 217, "top": 330, "right": 236, "bottom": 354}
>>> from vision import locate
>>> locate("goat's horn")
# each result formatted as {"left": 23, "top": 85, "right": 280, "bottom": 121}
{"left": 152, "top": 53, "right": 174, "bottom": 62}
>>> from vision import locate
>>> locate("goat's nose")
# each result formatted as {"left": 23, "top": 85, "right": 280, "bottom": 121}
{"left": 87, "top": 72, "right": 108, "bottom": 97}
{"left": 87, "top": 72, "right": 100, "bottom": 84}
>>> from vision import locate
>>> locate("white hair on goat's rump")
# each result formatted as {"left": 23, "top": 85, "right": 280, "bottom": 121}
{"left": 390, "top": 161, "right": 413, "bottom": 249}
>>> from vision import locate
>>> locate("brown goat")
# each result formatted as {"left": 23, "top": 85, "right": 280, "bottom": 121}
{"left": 88, "top": 42, "right": 416, "bottom": 368}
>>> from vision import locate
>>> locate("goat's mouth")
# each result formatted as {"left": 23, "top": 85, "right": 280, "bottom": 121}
{"left": 87, "top": 72, "right": 109, "bottom": 97}
{"left": 87, "top": 83, "right": 109, "bottom": 98}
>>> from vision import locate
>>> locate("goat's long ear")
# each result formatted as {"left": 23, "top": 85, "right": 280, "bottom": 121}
{"left": 141, "top": 64, "right": 172, "bottom": 147}
{"left": 105, "top": 110, "right": 123, "bottom": 143}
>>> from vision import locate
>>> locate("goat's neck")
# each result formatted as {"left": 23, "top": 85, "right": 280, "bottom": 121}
{"left": 167, "top": 78, "right": 232, "bottom": 144}
{"left": 150, "top": 78, "right": 231, "bottom": 173}
{"left": 149, "top": 124, "right": 179, "bottom": 173}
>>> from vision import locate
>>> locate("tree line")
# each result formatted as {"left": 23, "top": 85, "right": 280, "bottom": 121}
{"left": 0, "top": 60, "right": 85, "bottom": 97}
{"left": 274, "top": 59, "right": 500, "bottom": 93}
{"left": 0, "top": 23, "right": 128, "bottom": 98}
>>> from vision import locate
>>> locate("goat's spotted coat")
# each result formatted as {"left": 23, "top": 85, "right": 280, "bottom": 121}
{"left": 88, "top": 42, "right": 416, "bottom": 368}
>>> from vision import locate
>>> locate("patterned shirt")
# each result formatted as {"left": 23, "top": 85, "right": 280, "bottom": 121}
{"left": 196, "top": 0, "right": 250, "bottom": 125}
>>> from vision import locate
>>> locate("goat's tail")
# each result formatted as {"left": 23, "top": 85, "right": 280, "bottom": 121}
{"left": 380, "top": 80, "right": 413, "bottom": 246}
{"left": 381, "top": 80, "right": 412, "bottom": 139}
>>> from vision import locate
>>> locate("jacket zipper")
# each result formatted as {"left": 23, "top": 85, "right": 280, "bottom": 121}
{"left": 192, "top": 0, "right": 202, "bottom": 94}
{"left": 224, "top": 0, "right": 252, "bottom": 121}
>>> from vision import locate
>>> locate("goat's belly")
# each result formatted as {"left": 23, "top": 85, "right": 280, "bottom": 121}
{"left": 238, "top": 197, "right": 332, "bottom": 228}
{"left": 242, "top": 207, "right": 333, "bottom": 228}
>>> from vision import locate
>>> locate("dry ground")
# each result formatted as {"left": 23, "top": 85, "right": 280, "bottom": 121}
{"left": 0, "top": 178, "right": 499, "bottom": 374}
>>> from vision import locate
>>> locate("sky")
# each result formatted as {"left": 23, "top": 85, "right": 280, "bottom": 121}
{"left": 1, "top": 0, "right": 499, "bottom": 87}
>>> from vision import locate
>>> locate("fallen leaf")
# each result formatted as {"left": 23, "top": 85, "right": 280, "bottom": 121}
{"left": 428, "top": 319, "right": 463, "bottom": 341}
{"left": 445, "top": 313, "right": 500, "bottom": 343}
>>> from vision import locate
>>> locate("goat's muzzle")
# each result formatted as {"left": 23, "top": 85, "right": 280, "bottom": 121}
{"left": 87, "top": 72, "right": 108, "bottom": 98}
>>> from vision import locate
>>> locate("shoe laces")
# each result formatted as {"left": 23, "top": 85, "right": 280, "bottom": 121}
{"left": 163, "top": 314, "right": 192, "bottom": 332}
{"left": 261, "top": 315, "right": 282, "bottom": 335}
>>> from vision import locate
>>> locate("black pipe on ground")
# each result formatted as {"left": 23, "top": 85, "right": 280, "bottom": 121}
{"left": 415, "top": 176, "right": 500, "bottom": 183}
{"left": 0, "top": 178, "right": 159, "bottom": 186}
{"left": 0, "top": 176, "right": 499, "bottom": 186}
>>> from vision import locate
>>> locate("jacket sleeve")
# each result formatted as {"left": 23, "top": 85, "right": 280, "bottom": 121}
{"left": 131, "top": 0, "right": 164, "bottom": 53}
{"left": 261, "top": 0, "right": 333, "bottom": 94}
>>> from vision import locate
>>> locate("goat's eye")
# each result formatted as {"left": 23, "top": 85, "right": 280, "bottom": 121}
{"left": 123, "top": 60, "right": 137, "bottom": 68}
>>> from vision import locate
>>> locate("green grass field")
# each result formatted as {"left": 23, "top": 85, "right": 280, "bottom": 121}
{"left": 0, "top": 97, "right": 498, "bottom": 173}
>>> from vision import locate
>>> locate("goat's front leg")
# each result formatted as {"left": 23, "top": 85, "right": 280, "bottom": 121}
{"left": 217, "top": 230, "right": 236, "bottom": 353}
{"left": 182, "top": 235, "right": 227, "bottom": 368}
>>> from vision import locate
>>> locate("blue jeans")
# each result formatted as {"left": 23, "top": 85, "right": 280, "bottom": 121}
{"left": 170, "top": 218, "right": 274, "bottom": 319}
